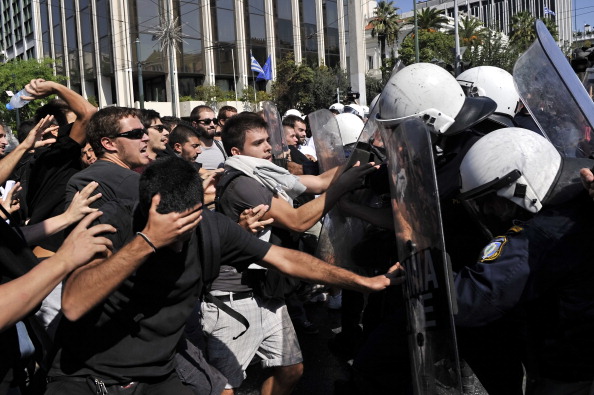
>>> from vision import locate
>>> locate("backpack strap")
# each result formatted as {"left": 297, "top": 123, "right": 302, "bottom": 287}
{"left": 214, "top": 168, "right": 245, "bottom": 214}
{"left": 213, "top": 140, "right": 228, "bottom": 160}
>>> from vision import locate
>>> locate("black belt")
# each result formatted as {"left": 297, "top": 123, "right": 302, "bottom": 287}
{"left": 212, "top": 291, "right": 254, "bottom": 302}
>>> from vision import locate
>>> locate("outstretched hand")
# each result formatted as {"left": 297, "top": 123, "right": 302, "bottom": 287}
{"left": 64, "top": 181, "right": 102, "bottom": 224}
{"left": 55, "top": 211, "right": 115, "bottom": 271}
{"left": 140, "top": 194, "right": 203, "bottom": 249}
{"left": 334, "top": 161, "right": 379, "bottom": 195}
{"left": 365, "top": 262, "right": 405, "bottom": 292}
{"left": 0, "top": 182, "right": 21, "bottom": 218}
{"left": 238, "top": 204, "right": 274, "bottom": 234}
{"left": 21, "top": 115, "right": 57, "bottom": 151}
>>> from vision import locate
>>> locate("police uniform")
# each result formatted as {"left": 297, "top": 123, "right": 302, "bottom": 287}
{"left": 455, "top": 192, "right": 594, "bottom": 388}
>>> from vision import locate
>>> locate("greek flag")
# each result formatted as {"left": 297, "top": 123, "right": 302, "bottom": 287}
{"left": 544, "top": 6, "right": 556, "bottom": 16}
{"left": 250, "top": 53, "right": 265, "bottom": 74}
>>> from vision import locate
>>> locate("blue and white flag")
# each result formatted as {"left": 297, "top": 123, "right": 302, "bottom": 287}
{"left": 258, "top": 56, "right": 272, "bottom": 81}
{"left": 544, "top": 6, "right": 556, "bottom": 16}
{"left": 250, "top": 52, "right": 265, "bottom": 75}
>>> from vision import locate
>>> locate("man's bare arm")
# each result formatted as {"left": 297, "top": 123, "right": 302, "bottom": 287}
{"left": 260, "top": 245, "right": 404, "bottom": 293}
{"left": 0, "top": 115, "right": 56, "bottom": 185}
{"left": 25, "top": 79, "right": 97, "bottom": 144}
{"left": 61, "top": 195, "right": 203, "bottom": 321}
{"left": 0, "top": 212, "right": 114, "bottom": 331}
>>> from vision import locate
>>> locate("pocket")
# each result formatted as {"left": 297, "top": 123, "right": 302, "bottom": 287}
{"left": 199, "top": 302, "right": 220, "bottom": 335}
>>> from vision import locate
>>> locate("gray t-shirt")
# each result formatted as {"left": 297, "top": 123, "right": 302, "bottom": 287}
{"left": 213, "top": 175, "right": 273, "bottom": 292}
{"left": 196, "top": 140, "right": 226, "bottom": 170}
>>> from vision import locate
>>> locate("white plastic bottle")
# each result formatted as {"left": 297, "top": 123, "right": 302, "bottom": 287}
{"left": 6, "top": 88, "right": 33, "bottom": 110}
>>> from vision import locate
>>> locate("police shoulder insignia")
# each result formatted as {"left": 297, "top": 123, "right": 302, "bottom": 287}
{"left": 479, "top": 236, "right": 508, "bottom": 263}
{"left": 507, "top": 225, "right": 523, "bottom": 234}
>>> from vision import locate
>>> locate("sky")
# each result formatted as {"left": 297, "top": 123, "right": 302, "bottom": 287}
{"left": 394, "top": 0, "right": 594, "bottom": 33}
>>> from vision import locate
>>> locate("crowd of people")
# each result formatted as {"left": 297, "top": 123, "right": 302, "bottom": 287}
{"left": 0, "top": 57, "right": 593, "bottom": 395}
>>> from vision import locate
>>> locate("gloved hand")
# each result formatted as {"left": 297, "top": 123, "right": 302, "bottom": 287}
{"left": 331, "top": 161, "right": 379, "bottom": 196}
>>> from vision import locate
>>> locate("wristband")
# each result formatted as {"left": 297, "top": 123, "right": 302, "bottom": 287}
{"left": 136, "top": 232, "right": 157, "bottom": 253}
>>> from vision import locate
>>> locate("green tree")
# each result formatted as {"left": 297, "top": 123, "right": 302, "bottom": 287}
{"left": 271, "top": 53, "right": 314, "bottom": 114}
{"left": 399, "top": 29, "right": 456, "bottom": 66}
{"left": 464, "top": 28, "right": 519, "bottom": 72}
{"left": 410, "top": 7, "right": 449, "bottom": 31}
{"left": 0, "top": 58, "right": 65, "bottom": 129}
{"left": 509, "top": 11, "right": 536, "bottom": 52}
{"left": 458, "top": 15, "right": 484, "bottom": 47}
{"left": 370, "top": 1, "right": 400, "bottom": 71}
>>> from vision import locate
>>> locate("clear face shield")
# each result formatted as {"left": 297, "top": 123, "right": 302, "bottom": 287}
{"left": 513, "top": 20, "right": 594, "bottom": 158}
{"left": 459, "top": 170, "right": 523, "bottom": 239}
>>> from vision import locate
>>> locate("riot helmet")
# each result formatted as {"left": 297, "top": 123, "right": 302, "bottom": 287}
{"left": 376, "top": 63, "right": 496, "bottom": 134}
{"left": 283, "top": 109, "right": 303, "bottom": 119}
{"left": 459, "top": 127, "right": 561, "bottom": 214}
{"left": 457, "top": 66, "right": 521, "bottom": 127}
{"left": 329, "top": 103, "right": 344, "bottom": 114}
{"left": 343, "top": 104, "right": 364, "bottom": 119}
{"left": 335, "top": 113, "right": 364, "bottom": 146}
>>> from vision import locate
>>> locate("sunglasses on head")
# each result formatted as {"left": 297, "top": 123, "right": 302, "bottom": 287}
{"left": 197, "top": 118, "right": 218, "bottom": 125}
{"left": 150, "top": 124, "right": 169, "bottom": 133}
{"left": 116, "top": 128, "right": 148, "bottom": 140}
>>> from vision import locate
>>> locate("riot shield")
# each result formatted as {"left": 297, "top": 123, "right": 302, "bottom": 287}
{"left": 262, "top": 101, "right": 290, "bottom": 167}
{"left": 308, "top": 109, "right": 346, "bottom": 171}
{"left": 513, "top": 20, "right": 594, "bottom": 158}
{"left": 308, "top": 109, "right": 360, "bottom": 268}
{"left": 379, "top": 118, "right": 462, "bottom": 395}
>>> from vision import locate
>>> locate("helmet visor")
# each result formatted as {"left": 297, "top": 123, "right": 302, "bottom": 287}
{"left": 447, "top": 96, "right": 497, "bottom": 134}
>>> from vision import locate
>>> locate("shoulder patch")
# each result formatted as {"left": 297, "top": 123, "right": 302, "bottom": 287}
{"left": 479, "top": 236, "right": 508, "bottom": 262}
{"left": 507, "top": 225, "right": 523, "bottom": 234}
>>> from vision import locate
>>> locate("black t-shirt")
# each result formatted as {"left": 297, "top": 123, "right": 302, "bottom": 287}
{"left": 50, "top": 201, "right": 270, "bottom": 383}
{"left": 0, "top": 220, "right": 40, "bottom": 388}
{"left": 214, "top": 175, "right": 274, "bottom": 293}
{"left": 26, "top": 124, "right": 83, "bottom": 251}
{"left": 64, "top": 160, "right": 140, "bottom": 209}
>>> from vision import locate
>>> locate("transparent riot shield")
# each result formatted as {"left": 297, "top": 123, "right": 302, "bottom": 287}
{"left": 308, "top": 109, "right": 361, "bottom": 268}
{"left": 379, "top": 118, "right": 462, "bottom": 395}
{"left": 513, "top": 20, "right": 594, "bottom": 157}
{"left": 262, "top": 102, "right": 290, "bottom": 168}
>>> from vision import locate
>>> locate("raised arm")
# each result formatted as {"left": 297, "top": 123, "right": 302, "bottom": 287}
{"left": 25, "top": 79, "right": 97, "bottom": 144}
{"left": 19, "top": 181, "right": 101, "bottom": 245}
{"left": 61, "top": 195, "right": 203, "bottom": 321}
{"left": 260, "top": 245, "right": 403, "bottom": 293}
{"left": 0, "top": 211, "right": 114, "bottom": 332}
{"left": 0, "top": 115, "right": 56, "bottom": 185}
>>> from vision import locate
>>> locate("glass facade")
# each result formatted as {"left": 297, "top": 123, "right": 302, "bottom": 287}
{"left": 323, "top": 0, "right": 339, "bottom": 67}
{"left": 300, "top": 0, "right": 318, "bottom": 65}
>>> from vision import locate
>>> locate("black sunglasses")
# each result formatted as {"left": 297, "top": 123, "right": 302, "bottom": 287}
{"left": 116, "top": 128, "right": 148, "bottom": 140}
{"left": 197, "top": 118, "right": 218, "bottom": 125}
{"left": 150, "top": 124, "right": 169, "bottom": 133}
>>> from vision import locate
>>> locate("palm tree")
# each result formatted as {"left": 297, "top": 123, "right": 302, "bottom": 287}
{"left": 458, "top": 15, "right": 484, "bottom": 47}
{"left": 509, "top": 11, "right": 536, "bottom": 52}
{"left": 415, "top": 7, "right": 449, "bottom": 31}
{"left": 370, "top": 1, "right": 400, "bottom": 70}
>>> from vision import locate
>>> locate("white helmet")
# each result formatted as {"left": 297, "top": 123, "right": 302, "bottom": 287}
{"left": 343, "top": 104, "right": 364, "bottom": 119}
{"left": 329, "top": 103, "right": 344, "bottom": 113}
{"left": 283, "top": 109, "right": 303, "bottom": 119}
{"left": 335, "top": 113, "right": 364, "bottom": 146}
{"left": 459, "top": 127, "right": 561, "bottom": 214}
{"left": 457, "top": 66, "right": 521, "bottom": 126}
{"left": 376, "top": 63, "right": 496, "bottom": 134}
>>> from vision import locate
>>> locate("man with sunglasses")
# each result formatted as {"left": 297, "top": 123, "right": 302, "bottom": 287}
{"left": 64, "top": 107, "right": 150, "bottom": 209}
{"left": 139, "top": 109, "right": 174, "bottom": 161}
{"left": 190, "top": 105, "right": 227, "bottom": 170}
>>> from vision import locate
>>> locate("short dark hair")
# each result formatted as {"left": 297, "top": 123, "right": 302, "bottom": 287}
{"left": 161, "top": 116, "right": 181, "bottom": 131}
{"left": 138, "top": 156, "right": 203, "bottom": 218}
{"left": 87, "top": 107, "right": 141, "bottom": 158}
{"left": 34, "top": 98, "right": 71, "bottom": 126}
{"left": 138, "top": 109, "right": 161, "bottom": 129}
{"left": 169, "top": 124, "right": 200, "bottom": 148}
{"left": 282, "top": 114, "right": 304, "bottom": 128}
{"left": 221, "top": 112, "right": 268, "bottom": 156}
{"left": 17, "top": 119, "right": 36, "bottom": 143}
{"left": 190, "top": 105, "right": 215, "bottom": 121}
{"left": 217, "top": 105, "right": 238, "bottom": 121}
